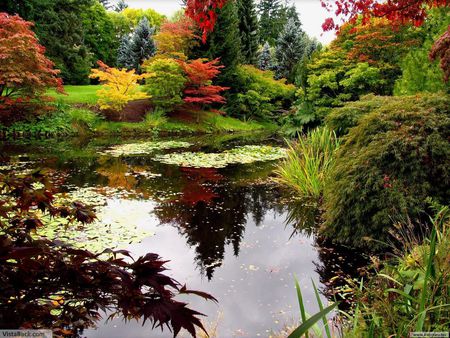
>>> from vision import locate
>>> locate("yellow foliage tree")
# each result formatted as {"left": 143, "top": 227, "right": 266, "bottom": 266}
{"left": 89, "top": 61, "right": 151, "bottom": 113}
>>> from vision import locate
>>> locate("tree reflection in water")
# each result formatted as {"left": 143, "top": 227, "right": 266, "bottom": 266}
{"left": 153, "top": 167, "right": 283, "bottom": 279}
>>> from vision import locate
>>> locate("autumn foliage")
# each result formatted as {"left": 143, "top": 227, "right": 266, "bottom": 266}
{"left": 430, "top": 25, "right": 450, "bottom": 82}
{"left": 0, "top": 12, "right": 63, "bottom": 122}
{"left": 185, "top": 0, "right": 228, "bottom": 42}
{"left": 154, "top": 17, "right": 198, "bottom": 57}
{"left": 179, "top": 58, "right": 229, "bottom": 107}
{"left": 89, "top": 61, "right": 149, "bottom": 114}
{"left": 320, "top": 0, "right": 449, "bottom": 31}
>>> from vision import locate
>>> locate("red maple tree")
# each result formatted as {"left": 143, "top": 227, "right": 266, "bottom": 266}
{"left": 320, "top": 0, "right": 450, "bottom": 82}
{"left": 178, "top": 58, "right": 229, "bottom": 109}
{"left": 320, "top": 0, "right": 449, "bottom": 31}
{"left": 185, "top": 0, "right": 228, "bottom": 42}
{"left": 0, "top": 13, "right": 64, "bottom": 122}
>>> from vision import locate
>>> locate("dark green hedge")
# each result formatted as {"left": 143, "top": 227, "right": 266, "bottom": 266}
{"left": 322, "top": 93, "right": 450, "bottom": 249}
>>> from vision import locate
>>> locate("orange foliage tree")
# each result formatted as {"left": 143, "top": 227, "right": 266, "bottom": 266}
{"left": 178, "top": 58, "right": 229, "bottom": 109}
{"left": 0, "top": 13, "right": 63, "bottom": 122}
{"left": 154, "top": 17, "right": 198, "bottom": 57}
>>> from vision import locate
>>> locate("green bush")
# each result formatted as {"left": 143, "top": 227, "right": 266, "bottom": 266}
{"left": 325, "top": 95, "right": 389, "bottom": 136}
{"left": 322, "top": 94, "right": 450, "bottom": 249}
{"left": 226, "top": 65, "right": 296, "bottom": 121}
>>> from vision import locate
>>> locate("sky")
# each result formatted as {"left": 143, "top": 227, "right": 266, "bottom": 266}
{"left": 117, "top": 0, "right": 338, "bottom": 44}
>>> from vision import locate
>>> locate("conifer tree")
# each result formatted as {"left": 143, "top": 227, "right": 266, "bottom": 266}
{"left": 129, "top": 17, "right": 156, "bottom": 72}
{"left": 238, "top": 0, "right": 259, "bottom": 65}
{"left": 258, "top": 0, "right": 282, "bottom": 45}
{"left": 116, "top": 35, "right": 132, "bottom": 69}
{"left": 205, "top": 0, "right": 241, "bottom": 85}
{"left": 258, "top": 42, "right": 273, "bottom": 70}
{"left": 114, "top": 0, "right": 128, "bottom": 12}
{"left": 275, "top": 17, "right": 307, "bottom": 81}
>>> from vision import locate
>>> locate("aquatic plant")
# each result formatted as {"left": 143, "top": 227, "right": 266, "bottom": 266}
{"left": 154, "top": 145, "right": 286, "bottom": 168}
{"left": 287, "top": 277, "right": 338, "bottom": 338}
{"left": 99, "top": 140, "right": 192, "bottom": 156}
{"left": 275, "top": 127, "right": 340, "bottom": 199}
{"left": 340, "top": 206, "right": 450, "bottom": 337}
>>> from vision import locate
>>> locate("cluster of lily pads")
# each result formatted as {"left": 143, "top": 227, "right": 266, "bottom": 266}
{"left": 35, "top": 187, "right": 153, "bottom": 252}
{"left": 154, "top": 145, "right": 287, "bottom": 168}
{"left": 98, "top": 141, "right": 192, "bottom": 157}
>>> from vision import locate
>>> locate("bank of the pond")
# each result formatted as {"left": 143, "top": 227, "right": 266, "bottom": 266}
{"left": 0, "top": 85, "right": 277, "bottom": 138}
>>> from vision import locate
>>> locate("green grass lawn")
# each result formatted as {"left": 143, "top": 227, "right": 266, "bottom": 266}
{"left": 47, "top": 85, "right": 101, "bottom": 105}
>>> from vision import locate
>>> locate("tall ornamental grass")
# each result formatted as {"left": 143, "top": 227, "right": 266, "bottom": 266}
{"left": 275, "top": 127, "right": 340, "bottom": 198}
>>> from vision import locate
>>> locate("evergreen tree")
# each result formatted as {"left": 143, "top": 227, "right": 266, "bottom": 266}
{"left": 114, "top": 0, "right": 128, "bottom": 12}
{"left": 258, "top": 0, "right": 282, "bottom": 45}
{"left": 238, "top": 0, "right": 259, "bottom": 65}
{"left": 98, "top": 0, "right": 111, "bottom": 10}
{"left": 275, "top": 17, "right": 307, "bottom": 82}
{"left": 116, "top": 36, "right": 132, "bottom": 69}
{"left": 205, "top": 0, "right": 241, "bottom": 85}
{"left": 0, "top": 0, "right": 95, "bottom": 84}
{"left": 129, "top": 17, "right": 156, "bottom": 71}
{"left": 258, "top": 42, "right": 273, "bottom": 70}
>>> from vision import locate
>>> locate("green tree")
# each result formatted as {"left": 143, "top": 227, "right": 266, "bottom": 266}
{"left": 0, "top": 0, "right": 95, "bottom": 84}
{"left": 82, "top": 2, "right": 118, "bottom": 66}
{"left": 275, "top": 17, "right": 307, "bottom": 82}
{"left": 237, "top": 0, "right": 259, "bottom": 65}
{"left": 258, "top": 0, "right": 300, "bottom": 45}
{"left": 257, "top": 0, "right": 282, "bottom": 45}
{"left": 129, "top": 17, "right": 156, "bottom": 72}
{"left": 394, "top": 8, "right": 450, "bottom": 95}
{"left": 114, "top": 0, "right": 128, "bottom": 12}
{"left": 143, "top": 57, "right": 187, "bottom": 111}
{"left": 204, "top": 0, "right": 241, "bottom": 85}
{"left": 116, "top": 36, "right": 132, "bottom": 69}
{"left": 258, "top": 42, "right": 273, "bottom": 70}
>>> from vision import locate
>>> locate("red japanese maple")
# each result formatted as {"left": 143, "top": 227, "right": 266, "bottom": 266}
{"left": 179, "top": 58, "right": 229, "bottom": 108}
{"left": 0, "top": 13, "right": 64, "bottom": 121}
{"left": 320, "top": 0, "right": 449, "bottom": 31}
{"left": 430, "top": 25, "right": 450, "bottom": 81}
{"left": 185, "top": 0, "right": 228, "bottom": 42}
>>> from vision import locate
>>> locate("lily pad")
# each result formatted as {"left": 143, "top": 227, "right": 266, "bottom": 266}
{"left": 98, "top": 141, "right": 192, "bottom": 157}
{"left": 154, "top": 145, "right": 287, "bottom": 168}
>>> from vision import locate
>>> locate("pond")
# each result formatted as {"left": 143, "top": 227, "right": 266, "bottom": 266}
{"left": 0, "top": 132, "right": 365, "bottom": 337}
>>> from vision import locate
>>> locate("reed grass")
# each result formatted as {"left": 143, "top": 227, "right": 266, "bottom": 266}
{"left": 275, "top": 127, "right": 340, "bottom": 198}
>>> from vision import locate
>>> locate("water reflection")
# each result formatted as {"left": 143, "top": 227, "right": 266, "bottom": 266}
{"left": 0, "top": 135, "right": 366, "bottom": 336}
{"left": 153, "top": 167, "right": 284, "bottom": 279}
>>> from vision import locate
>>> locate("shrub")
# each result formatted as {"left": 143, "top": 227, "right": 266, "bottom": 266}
{"left": 89, "top": 61, "right": 149, "bottom": 116}
{"left": 275, "top": 127, "right": 340, "bottom": 199}
{"left": 227, "top": 65, "right": 296, "bottom": 121}
{"left": 325, "top": 95, "right": 387, "bottom": 136}
{"left": 143, "top": 57, "right": 186, "bottom": 111}
{"left": 322, "top": 94, "right": 450, "bottom": 249}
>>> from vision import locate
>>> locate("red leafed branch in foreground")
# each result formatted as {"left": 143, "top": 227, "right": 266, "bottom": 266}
{"left": 185, "top": 0, "right": 228, "bottom": 42}
{"left": 320, "top": 0, "right": 449, "bottom": 31}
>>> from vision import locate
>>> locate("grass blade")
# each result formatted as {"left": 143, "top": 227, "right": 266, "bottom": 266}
{"left": 287, "top": 302, "right": 338, "bottom": 338}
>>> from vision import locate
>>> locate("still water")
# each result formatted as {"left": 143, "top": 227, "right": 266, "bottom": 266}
{"left": 1, "top": 133, "right": 363, "bottom": 337}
